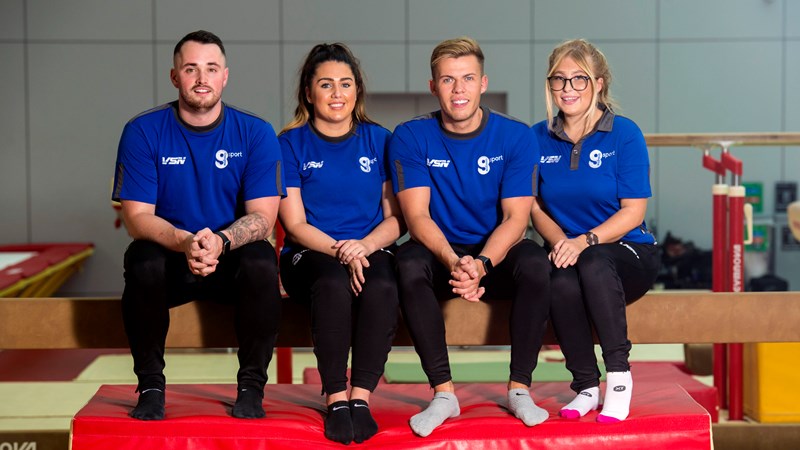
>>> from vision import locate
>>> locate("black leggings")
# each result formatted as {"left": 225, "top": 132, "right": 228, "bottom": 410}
{"left": 549, "top": 241, "right": 660, "bottom": 393}
{"left": 280, "top": 248, "right": 399, "bottom": 395}
{"left": 121, "top": 239, "right": 282, "bottom": 392}
{"left": 395, "top": 239, "right": 551, "bottom": 387}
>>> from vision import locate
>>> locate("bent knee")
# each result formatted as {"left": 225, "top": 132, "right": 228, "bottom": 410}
{"left": 123, "top": 241, "right": 169, "bottom": 284}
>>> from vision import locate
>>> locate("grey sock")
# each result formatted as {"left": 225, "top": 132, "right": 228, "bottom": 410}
{"left": 508, "top": 388, "right": 549, "bottom": 426}
{"left": 409, "top": 391, "right": 460, "bottom": 437}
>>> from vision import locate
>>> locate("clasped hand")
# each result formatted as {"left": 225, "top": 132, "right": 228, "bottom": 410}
{"left": 449, "top": 255, "right": 485, "bottom": 302}
{"left": 334, "top": 239, "right": 372, "bottom": 295}
{"left": 549, "top": 237, "right": 585, "bottom": 269}
{"left": 182, "top": 228, "right": 221, "bottom": 276}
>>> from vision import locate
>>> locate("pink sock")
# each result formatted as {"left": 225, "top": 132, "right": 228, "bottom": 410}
{"left": 597, "top": 371, "right": 632, "bottom": 423}
{"left": 559, "top": 386, "right": 599, "bottom": 419}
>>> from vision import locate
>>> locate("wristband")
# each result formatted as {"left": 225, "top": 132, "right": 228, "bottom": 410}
{"left": 215, "top": 231, "right": 231, "bottom": 255}
{"left": 475, "top": 255, "right": 493, "bottom": 275}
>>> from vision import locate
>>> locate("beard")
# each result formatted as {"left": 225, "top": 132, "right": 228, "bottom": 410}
{"left": 180, "top": 87, "right": 222, "bottom": 112}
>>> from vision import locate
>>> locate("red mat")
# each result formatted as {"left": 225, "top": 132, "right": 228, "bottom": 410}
{"left": 71, "top": 383, "right": 711, "bottom": 450}
{"left": 302, "top": 362, "right": 719, "bottom": 422}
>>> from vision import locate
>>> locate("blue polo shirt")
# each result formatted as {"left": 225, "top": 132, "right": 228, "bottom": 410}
{"left": 112, "top": 101, "right": 285, "bottom": 233}
{"left": 532, "top": 105, "right": 655, "bottom": 245}
{"left": 279, "top": 122, "right": 391, "bottom": 248}
{"left": 389, "top": 108, "right": 536, "bottom": 245}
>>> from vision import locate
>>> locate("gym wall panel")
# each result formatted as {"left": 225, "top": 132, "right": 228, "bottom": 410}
{"left": 786, "top": 41, "right": 800, "bottom": 143}
{"left": 788, "top": 0, "right": 800, "bottom": 38}
{"left": 366, "top": 94, "right": 419, "bottom": 132}
{"left": 280, "top": 44, "right": 311, "bottom": 123}
{"left": 655, "top": 148, "right": 714, "bottom": 249}
{"left": 478, "top": 43, "right": 532, "bottom": 122}
{"left": 531, "top": 43, "right": 552, "bottom": 126}
{"left": 155, "top": 0, "right": 281, "bottom": 42}
{"left": 591, "top": 42, "right": 657, "bottom": 133}
{"left": 340, "top": 43, "right": 408, "bottom": 93}
{"left": 408, "top": 0, "right": 531, "bottom": 42}
{"left": 0, "top": 44, "right": 28, "bottom": 245}
{"left": 659, "top": 0, "right": 783, "bottom": 40}
{"left": 282, "top": 0, "right": 405, "bottom": 42}
{"left": 27, "top": 43, "right": 154, "bottom": 295}
{"left": 154, "top": 43, "right": 177, "bottom": 106}
{"left": 658, "top": 42, "right": 782, "bottom": 134}
{"left": 215, "top": 43, "right": 283, "bottom": 126}
{"left": 407, "top": 43, "right": 437, "bottom": 93}
{"left": 26, "top": 0, "right": 152, "bottom": 41}
{"left": 533, "top": 0, "right": 656, "bottom": 42}
{"left": 0, "top": 0, "right": 24, "bottom": 40}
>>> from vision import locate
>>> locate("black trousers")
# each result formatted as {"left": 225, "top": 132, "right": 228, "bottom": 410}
{"left": 396, "top": 239, "right": 551, "bottom": 387}
{"left": 549, "top": 241, "right": 661, "bottom": 393}
{"left": 121, "top": 239, "right": 282, "bottom": 392}
{"left": 280, "top": 247, "right": 399, "bottom": 395}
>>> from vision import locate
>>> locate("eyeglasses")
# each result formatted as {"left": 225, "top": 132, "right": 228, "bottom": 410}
{"left": 547, "top": 75, "right": 591, "bottom": 91}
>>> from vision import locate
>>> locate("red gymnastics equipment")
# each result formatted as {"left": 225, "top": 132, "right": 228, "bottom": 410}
{"left": 701, "top": 144, "right": 752, "bottom": 421}
{"left": 70, "top": 383, "right": 711, "bottom": 450}
{"left": 0, "top": 243, "right": 94, "bottom": 297}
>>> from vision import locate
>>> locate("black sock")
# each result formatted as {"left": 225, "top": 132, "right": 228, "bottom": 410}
{"left": 325, "top": 401, "right": 353, "bottom": 445}
{"left": 130, "top": 388, "right": 165, "bottom": 420}
{"left": 350, "top": 399, "right": 378, "bottom": 443}
{"left": 232, "top": 387, "right": 265, "bottom": 419}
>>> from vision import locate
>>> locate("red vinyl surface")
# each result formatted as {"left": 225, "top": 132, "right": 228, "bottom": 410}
{"left": 71, "top": 382, "right": 711, "bottom": 450}
{"left": 303, "top": 361, "right": 718, "bottom": 422}
{"left": 0, "top": 242, "right": 93, "bottom": 289}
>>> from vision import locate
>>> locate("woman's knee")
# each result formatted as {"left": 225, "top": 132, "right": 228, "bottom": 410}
{"left": 395, "top": 242, "right": 434, "bottom": 285}
{"left": 551, "top": 268, "right": 582, "bottom": 301}
{"left": 576, "top": 245, "right": 615, "bottom": 273}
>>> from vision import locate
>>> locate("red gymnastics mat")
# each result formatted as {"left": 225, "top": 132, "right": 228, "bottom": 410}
{"left": 70, "top": 383, "right": 711, "bottom": 450}
{"left": 303, "top": 361, "right": 719, "bottom": 422}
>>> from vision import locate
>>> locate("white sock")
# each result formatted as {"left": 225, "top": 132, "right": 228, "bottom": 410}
{"left": 508, "top": 388, "right": 549, "bottom": 426}
{"left": 598, "top": 371, "right": 633, "bottom": 423}
{"left": 560, "top": 386, "right": 599, "bottom": 419}
{"left": 409, "top": 391, "right": 460, "bottom": 437}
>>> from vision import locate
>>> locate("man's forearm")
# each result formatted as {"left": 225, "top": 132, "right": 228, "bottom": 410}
{"left": 408, "top": 215, "right": 459, "bottom": 270}
{"left": 222, "top": 212, "right": 273, "bottom": 250}
{"left": 479, "top": 215, "right": 527, "bottom": 266}
{"left": 124, "top": 209, "right": 191, "bottom": 252}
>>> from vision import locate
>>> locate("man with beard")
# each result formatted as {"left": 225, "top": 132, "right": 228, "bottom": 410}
{"left": 112, "top": 30, "right": 285, "bottom": 421}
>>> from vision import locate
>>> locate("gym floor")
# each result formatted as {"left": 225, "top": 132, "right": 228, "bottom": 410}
{"left": 0, "top": 344, "right": 687, "bottom": 433}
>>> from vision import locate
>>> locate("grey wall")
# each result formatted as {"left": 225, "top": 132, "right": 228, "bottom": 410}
{"left": 1, "top": 0, "right": 798, "bottom": 295}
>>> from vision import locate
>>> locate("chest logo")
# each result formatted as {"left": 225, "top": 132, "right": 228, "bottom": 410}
{"left": 588, "top": 149, "right": 615, "bottom": 169}
{"left": 215, "top": 149, "right": 243, "bottom": 169}
{"left": 477, "top": 155, "right": 503, "bottom": 175}
{"left": 161, "top": 156, "right": 186, "bottom": 165}
{"left": 427, "top": 158, "right": 451, "bottom": 168}
{"left": 303, "top": 160, "right": 324, "bottom": 170}
{"left": 540, "top": 155, "right": 561, "bottom": 164}
{"left": 359, "top": 156, "right": 377, "bottom": 173}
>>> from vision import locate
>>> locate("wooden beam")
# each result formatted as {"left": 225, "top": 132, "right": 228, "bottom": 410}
{"left": 2, "top": 291, "right": 800, "bottom": 349}
{"left": 645, "top": 132, "right": 800, "bottom": 148}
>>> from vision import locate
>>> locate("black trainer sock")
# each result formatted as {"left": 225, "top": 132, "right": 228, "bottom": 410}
{"left": 130, "top": 388, "right": 165, "bottom": 420}
{"left": 349, "top": 399, "right": 378, "bottom": 443}
{"left": 231, "top": 387, "right": 265, "bottom": 419}
{"left": 324, "top": 400, "right": 354, "bottom": 445}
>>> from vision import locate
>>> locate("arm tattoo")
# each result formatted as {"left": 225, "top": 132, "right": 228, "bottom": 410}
{"left": 226, "top": 213, "right": 271, "bottom": 249}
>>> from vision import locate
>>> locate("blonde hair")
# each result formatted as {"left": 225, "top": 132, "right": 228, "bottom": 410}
{"left": 430, "top": 36, "right": 484, "bottom": 78}
{"left": 544, "top": 39, "right": 617, "bottom": 137}
{"left": 281, "top": 43, "right": 375, "bottom": 134}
